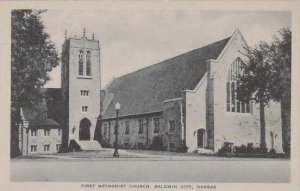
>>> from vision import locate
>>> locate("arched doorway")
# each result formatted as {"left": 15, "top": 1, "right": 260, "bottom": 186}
{"left": 197, "top": 129, "right": 205, "bottom": 148}
{"left": 79, "top": 118, "right": 91, "bottom": 140}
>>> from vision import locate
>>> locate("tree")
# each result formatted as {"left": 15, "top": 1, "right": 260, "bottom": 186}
{"left": 11, "top": 10, "right": 59, "bottom": 158}
{"left": 268, "top": 28, "right": 291, "bottom": 153}
{"left": 237, "top": 28, "right": 291, "bottom": 153}
{"left": 237, "top": 42, "right": 273, "bottom": 150}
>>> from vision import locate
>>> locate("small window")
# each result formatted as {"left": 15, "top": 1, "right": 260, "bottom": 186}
{"left": 30, "top": 145, "right": 37, "bottom": 152}
{"left": 153, "top": 118, "right": 159, "bottom": 134}
{"left": 43, "top": 144, "right": 50, "bottom": 152}
{"left": 138, "top": 119, "right": 143, "bottom": 134}
{"left": 246, "top": 101, "right": 250, "bottom": 113}
{"left": 44, "top": 129, "right": 50, "bottom": 136}
{"left": 169, "top": 120, "right": 175, "bottom": 132}
{"left": 58, "top": 129, "right": 61, "bottom": 136}
{"left": 103, "top": 123, "right": 108, "bottom": 135}
{"left": 125, "top": 121, "right": 130, "bottom": 135}
{"left": 242, "top": 102, "right": 245, "bottom": 113}
{"left": 82, "top": 106, "right": 88, "bottom": 112}
{"left": 237, "top": 101, "right": 241, "bottom": 113}
{"left": 31, "top": 129, "right": 37, "bottom": 136}
{"left": 56, "top": 144, "right": 61, "bottom": 152}
{"left": 113, "top": 125, "right": 117, "bottom": 135}
{"left": 80, "top": 90, "right": 89, "bottom": 96}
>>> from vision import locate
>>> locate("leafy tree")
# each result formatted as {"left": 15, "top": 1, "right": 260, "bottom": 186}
{"left": 268, "top": 28, "right": 291, "bottom": 153}
{"left": 237, "top": 28, "right": 291, "bottom": 153}
{"left": 11, "top": 10, "right": 59, "bottom": 157}
{"left": 237, "top": 42, "right": 273, "bottom": 149}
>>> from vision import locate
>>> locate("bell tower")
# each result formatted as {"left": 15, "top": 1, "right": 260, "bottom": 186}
{"left": 61, "top": 29, "right": 101, "bottom": 150}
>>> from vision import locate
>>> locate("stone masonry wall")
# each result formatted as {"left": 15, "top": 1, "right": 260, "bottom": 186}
{"left": 100, "top": 99, "right": 184, "bottom": 151}
{"left": 184, "top": 73, "right": 208, "bottom": 152}
{"left": 101, "top": 113, "right": 166, "bottom": 149}
{"left": 162, "top": 99, "right": 183, "bottom": 151}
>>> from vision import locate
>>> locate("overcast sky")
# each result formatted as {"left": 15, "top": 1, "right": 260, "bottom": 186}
{"left": 41, "top": 10, "right": 291, "bottom": 88}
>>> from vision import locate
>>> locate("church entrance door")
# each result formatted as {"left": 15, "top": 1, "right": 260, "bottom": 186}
{"left": 79, "top": 118, "right": 91, "bottom": 140}
{"left": 197, "top": 129, "right": 205, "bottom": 148}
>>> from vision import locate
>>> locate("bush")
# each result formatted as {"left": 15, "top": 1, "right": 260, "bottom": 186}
{"left": 253, "top": 144, "right": 268, "bottom": 154}
{"left": 69, "top": 140, "right": 82, "bottom": 151}
{"left": 269, "top": 148, "right": 276, "bottom": 154}
{"left": 175, "top": 145, "right": 188, "bottom": 153}
{"left": 234, "top": 144, "right": 247, "bottom": 153}
{"left": 218, "top": 142, "right": 233, "bottom": 154}
{"left": 149, "top": 136, "right": 164, "bottom": 151}
{"left": 246, "top": 143, "right": 255, "bottom": 153}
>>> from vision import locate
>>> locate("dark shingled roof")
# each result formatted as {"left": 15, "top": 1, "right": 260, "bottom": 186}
{"left": 102, "top": 37, "right": 231, "bottom": 119}
{"left": 29, "top": 118, "right": 60, "bottom": 128}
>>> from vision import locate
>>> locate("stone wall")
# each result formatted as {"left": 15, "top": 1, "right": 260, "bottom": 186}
{"left": 101, "top": 112, "right": 166, "bottom": 149}
{"left": 100, "top": 99, "right": 184, "bottom": 151}
{"left": 183, "top": 73, "right": 208, "bottom": 152}
{"left": 162, "top": 99, "right": 183, "bottom": 151}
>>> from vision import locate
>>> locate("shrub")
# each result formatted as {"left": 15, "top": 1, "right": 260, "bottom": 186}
{"left": 246, "top": 143, "right": 255, "bottom": 153}
{"left": 149, "top": 136, "right": 164, "bottom": 151}
{"left": 254, "top": 144, "right": 268, "bottom": 154}
{"left": 175, "top": 145, "right": 188, "bottom": 153}
{"left": 69, "top": 140, "right": 82, "bottom": 151}
{"left": 269, "top": 148, "right": 276, "bottom": 154}
{"left": 234, "top": 144, "right": 247, "bottom": 153}
{"left": 218, "top": 142, "right": 233, "bottom": 154}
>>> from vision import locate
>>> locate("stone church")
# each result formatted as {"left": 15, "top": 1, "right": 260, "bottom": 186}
{"left": 99, "top": 29, "right": 283, "bottom": 153}
{"left": 18, "top": 29, "right": 283, "bottom": 155}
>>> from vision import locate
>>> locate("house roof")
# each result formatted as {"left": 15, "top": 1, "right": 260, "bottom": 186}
{"left": 29, "top": 118, "right": 60, "bottom": 128}
{"left": 102, "top": 36, "right": 231, "bottom": 119}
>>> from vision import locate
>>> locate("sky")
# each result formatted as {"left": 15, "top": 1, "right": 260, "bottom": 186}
{"left": 41, "top": 10, "right": 291, "bottom": 88}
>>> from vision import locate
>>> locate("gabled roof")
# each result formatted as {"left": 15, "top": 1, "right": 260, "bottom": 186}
{"left": 102, "top": 37, "right": 231, "bottom": 119}
{"left": 29, "top": 118, "right": 60, "bottom": 128}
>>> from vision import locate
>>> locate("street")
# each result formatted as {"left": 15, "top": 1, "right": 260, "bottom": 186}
{"left": 10, "top": 150, "right": 290, "bottom": 182}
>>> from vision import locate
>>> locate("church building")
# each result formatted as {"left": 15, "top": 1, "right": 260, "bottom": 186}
{"left": 99, "top": 29, "right": 283, "bottom": 153}
{"left": 18, "top": 29, "right": 283, "bottom": 154}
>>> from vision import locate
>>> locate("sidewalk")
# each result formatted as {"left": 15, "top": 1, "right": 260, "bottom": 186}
{"left": 13, "top": 149, "right": 289, "bottom": 162}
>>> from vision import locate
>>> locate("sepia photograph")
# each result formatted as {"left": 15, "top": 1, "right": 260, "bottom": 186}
{"left": 0, "top": 1, "right": 299, "bottom": 191}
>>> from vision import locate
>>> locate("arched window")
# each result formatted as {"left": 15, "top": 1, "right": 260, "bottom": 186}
{"left": 226, "top": 58, "right": 252, "bottom": 113}
{"left": 79, "top": 50, "right": 83, "bottom": 75}
{"left": 86, "top": 51, "right": 91, "bottom": 76}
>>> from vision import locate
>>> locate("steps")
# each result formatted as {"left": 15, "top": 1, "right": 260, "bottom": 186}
{"left": 77, "top": 140, "right": 102, "bottom": 151}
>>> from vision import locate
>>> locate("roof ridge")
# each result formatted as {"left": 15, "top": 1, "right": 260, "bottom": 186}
{"left": 113, "top": 36, "right": 231, "bottom": 81}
